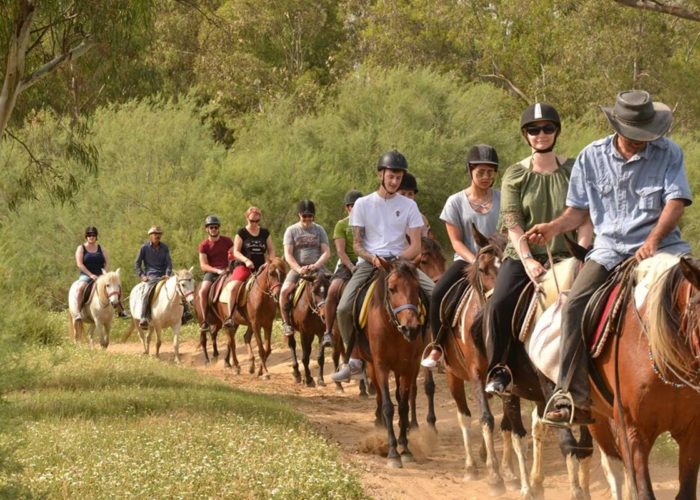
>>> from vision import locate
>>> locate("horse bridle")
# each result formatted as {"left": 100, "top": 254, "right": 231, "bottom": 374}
{"left": 474, "top": 244, "right": 499, "bottom": 304}
{"left": 382, "top": 267, "right": 425, "bottom": 340}
{"left": 252, "top": 264, "right": 283, "bottom": 299}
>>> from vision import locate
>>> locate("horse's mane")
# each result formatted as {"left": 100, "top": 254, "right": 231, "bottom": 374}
{"left": 394, "top": 259, "right": 419, "bottom": 281}
{"left": 421, "top": 237, "right": 445, "bottom": 263}
{"left": 175, "top": 268, "right": 193, "bottom": 278}
{"left": 647, "top": 263, "right": 698, "bottom": 381}
{"left": 267, "top": 257, "right": 288, "bottom": 274}
{"left": 95, "top": 270, "right": 120, "bottom": 302}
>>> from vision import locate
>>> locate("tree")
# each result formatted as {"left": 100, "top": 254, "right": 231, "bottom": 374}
{"left": 613, "top": 0, "right": 700, "bottom": 22}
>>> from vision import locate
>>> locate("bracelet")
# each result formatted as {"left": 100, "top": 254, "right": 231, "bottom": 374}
{"left": 522, "top": 252, "right": 533, "bottom": 260}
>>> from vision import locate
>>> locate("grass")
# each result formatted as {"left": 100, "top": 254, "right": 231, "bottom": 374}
{"left": 0, "top": 345, "right": 364, "bottom": 499}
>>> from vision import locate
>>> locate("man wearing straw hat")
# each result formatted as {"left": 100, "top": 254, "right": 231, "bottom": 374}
{"left": 134, "top": 225, "right": 173, "bottom": 329}
{"left": 526, "top": 90, "right": 692, "bottom": 425}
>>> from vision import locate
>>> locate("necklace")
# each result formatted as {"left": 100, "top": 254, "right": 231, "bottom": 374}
{"left": 467, "top": 189, "right": 492, "bottom": 211}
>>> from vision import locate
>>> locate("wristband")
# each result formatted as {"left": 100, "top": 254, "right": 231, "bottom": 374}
{"left": 522, "top": 252, "right": 533, "bottom": 260}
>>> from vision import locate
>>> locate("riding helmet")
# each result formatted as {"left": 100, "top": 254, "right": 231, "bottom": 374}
{"left": 85, "top": 226, "right": 99, "bottom": 237}
{"left": 466, "top": 144, "right": 499, "bottom": 170}
{"left": 520, "top": 103, "right": 561, "bottom": 129}
{"left": 376, "top": 150, "right": 408, "bottom": 171}
{"left": 204, "top": 215, "right": 221, "bottom": 227}
{"left": 297, "top": 199, "right": 316, "bottom": 215}
{"left": 398, "top": 172, "right": 419, "bottom": 193}
{"left": 343, "top": 190, "right": 363, "bottom": 206}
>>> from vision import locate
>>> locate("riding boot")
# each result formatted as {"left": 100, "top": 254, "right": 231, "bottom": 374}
{"left": 116, "top": 301, "right": 130, "bottom": 319}
{"left": 282, "top": 301, "right": 294, "bottom": 337}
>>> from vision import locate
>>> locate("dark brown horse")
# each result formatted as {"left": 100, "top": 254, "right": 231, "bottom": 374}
{"left": 218, "top": 258, "right": 287, "bottom": 378}
{"left": 588, "top": 256, "right": 700, "bottom": 500}
{"left": 355, "top": 259, "right": 433, "bottom": 468}
{"left": 287, "top": 272, "right": 331, "bottom": 387}
{"left": 418, "top": 236, "right": 446, "bottom": 282}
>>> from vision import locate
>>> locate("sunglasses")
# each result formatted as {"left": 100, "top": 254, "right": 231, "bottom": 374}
{"left": 207, "top": 225, "right": 220, "bottom": 230}
{"left": 301, "top": 214, "right": 314, "bottom": 219}
{"left": 249, "top": 218, "right": 261, "bottom": 223}
{"left": 86, "top": 234, "right": 97, "bottom": 238}
{"left": 525, "top": 124, "right": 557, "bottom": 136}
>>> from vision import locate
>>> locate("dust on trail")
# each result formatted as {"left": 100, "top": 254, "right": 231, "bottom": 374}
{"left": 109, "top": 338, "right": 693, "bottom": 500}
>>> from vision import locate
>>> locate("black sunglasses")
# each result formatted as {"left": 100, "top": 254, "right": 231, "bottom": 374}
{"left": 249, "top": 218, "right": 261, "bottom": 223}
{"left": 525, "top": 124, "right": 557, "bottom": 135}
{"left": 300, "top": 214, "right": 314, "bottom": 218}
{"left": 207, "top": 225, "right": 220, "bottom": 229}
{"left": 86, "top": 233, "right": 97, "bottom": 237}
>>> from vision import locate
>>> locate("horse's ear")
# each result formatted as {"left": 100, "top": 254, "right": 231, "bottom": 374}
{"left": 471, "top": 223, "right": 489, "bottom": 248}
{"left": 188, "top": 266, "right": 194, "bottom": 273}
{"left": 680, "top": 257, "right": 700, "bottom": 290}
{"left": 563, "top": 234, "right": 588, "bottom": 262}
{"left": 115, "top": 268, "right": 121, "bottom": 276}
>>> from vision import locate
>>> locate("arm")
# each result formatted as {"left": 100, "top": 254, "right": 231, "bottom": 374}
{"left": 101, "top": 248, "right": 110, "bottom": 273}
{"left": 284, "top": 244, "right": 302, "bottom": 274}
{"left": 352, "top": 225, "right": 383, "bottom": 268}
{"left": 164, "top": 246, "right": 172, "bottom": 277}
{"left": 400, "top": 227, "right": 422, "bottom": 261}
{"left": 199, "top": 252, "right": 223, "bottom": 274}
{"left": 334, "top": 237, "right": 355, "bottom": 271}
{"left": 577, "top": 214, "right": 594, "bottom": 249}
{"left": 134, "top": 246, "right": 146, "bottom": 280}
{"left": 525, "top": 207, "right": 590, "bottom": 245}
{"left": 265, "top": 235, "right": 276, "bottom": 260}
{"left": 232, "top": 234, "right": 254, "bottom": 269}
{"left": 507, "top": 224, "right": 547, "bottom": 278}
{"left": 311, "top": 243, "right": 331, "bottom": 270}
{"left": 635, "top": 199, "right": 686, "bottom": 261}
{"left": 445, "top": 223, "right": 476, "bottom": 263}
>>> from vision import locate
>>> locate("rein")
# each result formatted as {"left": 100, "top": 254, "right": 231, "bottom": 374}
{"left": 252, "top": 264, "right": 282, "bottom": 299}
{"left": 164, "top": 275, "right": 195, "bottom": 303}
{"left": 382, "top": 268, "right": 425, "bottom": 340}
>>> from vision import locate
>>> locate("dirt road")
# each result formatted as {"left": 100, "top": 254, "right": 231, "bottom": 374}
{"left": 110, "top": 338, "right": 692, "bottom": 499}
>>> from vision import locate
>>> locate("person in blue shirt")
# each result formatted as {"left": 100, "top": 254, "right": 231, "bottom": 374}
{"left": 527, "top": 90, "right": 693, "bottom": 425}
{"left": 134, "top": 225, "right": 173, "bottom": 328}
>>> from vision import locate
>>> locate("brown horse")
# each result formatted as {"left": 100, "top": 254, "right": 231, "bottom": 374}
{"left": 588, "top": 256, "right": 700, "bottom": 500}
{"left": 355, "top": 259, "right": 431, "bottom": 468}
{"left": 418, "top": 236, "right": 446, "bottom": 282}
{"left": 287, "top": 271, "right": 331, "bottom": 387}
{"left": 217, "top": 258, "right": 287, "bottom": 378}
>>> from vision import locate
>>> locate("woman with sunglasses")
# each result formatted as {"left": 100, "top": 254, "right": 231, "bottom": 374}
{"left": 421, "top": 144, "right": 501, "bottom": 369}
{"left": 224, "top": 207, "right": 276, "bottom": 326}
{"left": 483, "top": 103, "right": 592, "bottom": 395}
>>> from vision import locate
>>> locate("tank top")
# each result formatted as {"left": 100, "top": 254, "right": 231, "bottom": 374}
{"left": 237, "top": 227, "right": 270, "bottom": 270}
{"left": 82, "top": 244, "right": 105, "bottom": 275}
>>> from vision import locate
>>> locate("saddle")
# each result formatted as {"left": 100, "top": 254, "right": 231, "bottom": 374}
{"left": 439, "top": 277, "right": 470, "bottom": 330}
{"left": 80, "top": 280, "right": 96, "bottom": 309}
{"left": 147, "top": 277, "right": 168, "bottom": 306}
{"left": 208, "top": 272, "right": 231, "bottom": 305}
{"left": 218, "top": 273, "right": 256, "bottom": 306}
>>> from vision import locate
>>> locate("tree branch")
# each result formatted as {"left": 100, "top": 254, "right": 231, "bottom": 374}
{"left": 19, "top": 39, "right": 93, "bottom": 92}
{"left": 479, "top": 73, "right": 531, "bottom": 103}
{"left": 612, "top": 0, "right": 700, "bottom": 22}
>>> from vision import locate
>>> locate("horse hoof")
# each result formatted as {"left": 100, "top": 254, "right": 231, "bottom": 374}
{"left": 400, "top": 451, "right": 414, "bottom": 464}
{"left": 488, "top": 479, "right": 506, "bottom": 497}
{"left": 261, "top": 373, "right": 270, "bottom": 380}
{"left": 293, "top": 374, "right": 302, "bottom": 384}
{"left": 305, "top": 378, "right": 316, "bottom": 388}
{"left": 234, "top": 366, "right": 241, "bottom": 375}
{"left": 316, "top": 378, "right": 326, "bottom": 387}
{"left": 248, "top": 365, "right": 255, "bottom": 375}
{"left": 505, "top": 478, "right": 521, "bottom": 491}
{"left": 463, "top": 467, "right": 479, "bottom": 482}
{"left": 359, "top": 391, "right": 368, "bottom": 399}
{"left": 387, "top": 457, "right": 403, "bottom": 469}
{"left": 335, "top": 383, "right": 344, "bottom": 393}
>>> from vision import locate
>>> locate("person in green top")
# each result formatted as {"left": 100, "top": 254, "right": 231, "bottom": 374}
{"left": 321, "top": 190, "right": 364, "bottom": 348}
{"left": 484, "top": 103, "right": 593, "bottom": 395}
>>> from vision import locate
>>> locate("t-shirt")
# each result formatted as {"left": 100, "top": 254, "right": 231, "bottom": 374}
{"left": 283, "top": 222, "right": 329, "bottom": 266}
{"left": 350, "top": 192, "right": 424, "bottom": 260}
{"left": 198, "top": 236, "right": 234, "bottom": 269}
{"left": 333, "top": 216, "right": 357, "bottom": 264}
{"left": 440, "top": 189, "right": 501, "bottom": 261}
{"left": 237, "top": 227, "right": 270, "bottom": 270}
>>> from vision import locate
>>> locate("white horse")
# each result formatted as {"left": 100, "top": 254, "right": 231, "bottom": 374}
{"left": 67, "top": 269, "right": 122, "bottom": 349}
{"left": 124, "top": 268, "right": 195, "bottom": 363}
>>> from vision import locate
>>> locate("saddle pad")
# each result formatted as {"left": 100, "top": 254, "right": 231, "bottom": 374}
{"left": 437, "top": 277, "right": 468, "bottom": 328}
{"left": 358, "top": 280, "right": 378, "bottom": 330}
{"left": 150, "top": 277, "right": 168, "bottom": 304}
{"left": 208, "top": 273, "right": 230, "bottom": 304}
{"left": 451, "top": 285, "right": 473, "bottom": 329}
{"left": 526, "top": 292, "right": 569, "bottom": 383}
{"left": 82, "top": 281, "right": 96, "bottom": 306}
{"left": 456, "top": 289, "right": 476, "bottom": 343}
{"left": 634, "top": 254, "right": 680, "bottom": 309}
{"left": 292, "top": 279, "right": 308, "bottom": 308}
{"left": 217, "top": 275, "right": 254, "bottom": 306}
{"left": 588, "top": 282, "right": 622, "bottom": 356}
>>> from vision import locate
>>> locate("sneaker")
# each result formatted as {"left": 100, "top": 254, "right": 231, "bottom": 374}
{"left": 283, "top": 323, "right": 295, "bottom": 337}
{"left": 485, "top": 366, "right": 512, "bottom": 396}
{"left": 321, "top": 332, "right": 333, "bottom": 348}
{"left": 118, "top": 310, "right": 131, "bottom": 319}
{"left": 331, "top": 360, "right": 363, "bottom": 383}
{"left": 420, "top": 349, "right": 443, "bottom": 370}
{"left": 73, "top": 313, "right": 82, "bottom": 322}
{"left": 200, "top": 321, "right": 210, "bottom": 332}
{"left": 544, "top": 405, "right": 595, "bottom": 426}
{"left": 139, "top": 318, "right": 149, "bottom": 329}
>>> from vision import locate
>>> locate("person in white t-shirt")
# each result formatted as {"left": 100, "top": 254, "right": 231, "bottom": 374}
{"left": 332, "top": 150, "right": 436, "bottom": 382}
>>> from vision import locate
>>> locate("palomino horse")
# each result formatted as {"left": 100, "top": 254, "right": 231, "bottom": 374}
{"left": 418, "top": 236, "right": 446, "bottom": 282}
{"left": 355, "top": 259, "right": 433, "bottom": 468}
{"left": 586, "top": 256, "right": 700, "bottom": 500}
{"left": 287, "top": 272, "right": 331, "bottom": 386}
{"left": 67, "top": 269, "right": 122, "bottom": 349}
{"left": 217, "top": 258, "right": 287, "bottom": 378}
{"left": 123, "top": 268, "right": 196, "bottom": 363}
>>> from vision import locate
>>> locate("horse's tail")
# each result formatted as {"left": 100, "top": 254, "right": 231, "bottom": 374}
{"left": 647, "top": 265, "right": 696, "bottom": 381}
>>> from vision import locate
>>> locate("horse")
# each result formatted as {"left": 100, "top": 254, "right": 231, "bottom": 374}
{"left": 217, "top": 258, "right": 287, "bottom": 378}
{"left": 585, "top": 255, "right": 700, "bottom": 500}
{"left": 123, "top": 268, "right": 196, "bottom": 363}
{"left": 287, "top": 271, "right": 331, "bottom": 386}
{"left": 418, "top": 236, "right": 446, "bottom": 282}
{"left": 67, "top": 269, "right": 122, "bottom": 349}
{"left": 354, "top": 258, "right": 432, "bottom": 468}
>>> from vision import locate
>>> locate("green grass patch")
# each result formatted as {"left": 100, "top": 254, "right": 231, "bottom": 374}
{"left": 0, "top": 346, "right": 363, "bottom": 499}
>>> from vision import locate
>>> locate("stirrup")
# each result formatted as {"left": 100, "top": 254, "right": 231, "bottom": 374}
{"left": 542, "top": 390, "right": 575, "bottom": 428}
{"left": 485, "top": 363, "right": 513, "bottom": 396}
{"left": 420, "top": 342, "right": 444, "bottom": 369}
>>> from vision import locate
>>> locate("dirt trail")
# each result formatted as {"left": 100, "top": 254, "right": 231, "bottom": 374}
{"left": 110, "top": 338, "right": 693, "bottom": 500}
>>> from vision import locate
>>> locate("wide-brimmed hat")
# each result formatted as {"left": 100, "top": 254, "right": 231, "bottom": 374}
{"left": 601, "top": 90, "right": 672, "bottom": 142}
{"left": 147, "top": 225, "right": 163, "bottom": 235}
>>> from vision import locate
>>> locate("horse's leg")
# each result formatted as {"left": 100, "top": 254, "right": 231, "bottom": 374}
{"left": 211, "top": 327, "right": 219, "bottom": 358}
{"left": 301, "top": 332, "right": 314, "bottom": 387}
{"left": 256, "top": 324, "right": 270, "bottom": 379}
{"left": 377, "top": 368, "right": 400, "bottom": 468}
{"left": 287, "top": 335, "right": 301, "bottom": 384}
{"left": 332, "top": 333, "right": 344, "bottom": 393}
{"left": 503, "top": 395, "right": 532, "bottom": 499}
{"left": 576, "top": 426, "right": 594, "bottom": 500}
{"left": 316, "top": 336, "right": 326, "bottom": 387}
{"left": 499, "top": 410, "right": 519, "bottom": 488}
{"left": 172, "top": 322, "right": 182, "bottom": 364}
{"left": 154, "top": 326, "right": 162, "bottom": 359}
{"left": 244, "top": 326, "right": 256, "bottom": 375}
{"left": 530, "top": 405, "right": 549, "bottom": 499}
{"left": 146, "top": 326, "right": 153, "bottom": 356}
{"left": 469, "top": 373, "right": 505, "bottom": 495}
{"left": 674, "top": 426, "right": 700, "bottom": 500}
{"left": 599, "top": 448, "right": 627, "bottom": 500}
{"left": 87, "top": 324, "right": 96, "bottom": 349}
{"left": 397, "top": 373, "right": 414, "bottom": 463}
{"left": 617, "top": 420, "right": 654, "bottom": 500}
{"left": 424, "top": 368, "right": 436, "bottom": 429}
{"left": 447, "top": 372, "right": 479, "bottom": 481}
{"left": 200, "top": 326, "right": 210, "bottom": 365}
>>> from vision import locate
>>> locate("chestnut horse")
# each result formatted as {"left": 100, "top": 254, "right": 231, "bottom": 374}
{"left": 287, "top": 272, "right": 331, "bottom": 386}
{"left": 355, "top": 259, "right": 433, "bottom": 468}
{"left": 219, "top": 258, "right": 287, "bottom": 378}
{"left": 588, "top": 256, "right": 700, "bottom": 500}
{"left": 418, "top": 236, "right": 446, "bottom": 282}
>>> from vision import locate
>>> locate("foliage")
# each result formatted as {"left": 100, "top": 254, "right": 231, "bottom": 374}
{"left": 0, "top": 345, "right": 364, "bottom": 498}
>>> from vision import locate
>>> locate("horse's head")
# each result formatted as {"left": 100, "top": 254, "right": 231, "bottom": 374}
{"left": 385, "top": 259, "right": 422, "bottom": 342}
{"left": 175, "top": 267, "right": 196, "bottom": 305}
{"left": 265, "top": 257, "right": 288, "bottom": 302}
{"left": 469, "top": 226, "right": 506, "bottom": 297}
{"left": 310, "top": 271, "right": 331, "bottom": 313}
{"left": 680, "top": 257, "right": 700, "bottom": 362}
{"left": 419, "top": 236, "right": 446, "bottom": 282}
{"left": 98, "top": 268, "right": 122, "bottom": 307}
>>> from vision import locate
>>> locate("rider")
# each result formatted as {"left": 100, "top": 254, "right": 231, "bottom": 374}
{"left": 226, "top": 206, "right": 276, "bottom": 326}
{"left": 483, "top": 103, "right": 592, "bottom": 396}
{"left": 134, "top": 225, "right": 173, "bottom": 328}
{"left": 526, "top": 90, "right": 692, "bottom": 425}
{"left": 398, "top": 172, "right": 433, "bottom": 239}
{"left": 279, "top": 200, "right": 331, "bottom": 337}
{"left": 332, "top": 150, "right": 436, "bottom": 382}
{"left": 422, "top": 144, "right": 502, "bottom": 369}
{"left": 320, "top": 190, "right": 363, "bottom": 348}
{"left": 197, "top": 215, "right": 233, "bottom": 332}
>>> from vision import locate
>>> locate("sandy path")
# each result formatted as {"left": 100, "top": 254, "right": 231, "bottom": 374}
{"left": 110, "top": 337, "right": 694, "bottom": 500}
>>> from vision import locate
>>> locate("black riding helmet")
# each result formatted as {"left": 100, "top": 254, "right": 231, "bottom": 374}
{"left": 297, "top": 199, "right": 316, "bottom": 215}
{"left": 343, "top": 190, "right": 363, "bottom": 206}
{"left": 204, "top": 215, "right": 221, "bottom": 227}
{"left": 376, "top": 150, "right": 408, "bottom": 171}
{"left": 520, "top": 103, "right": 561, "bottom": 154}
{"left": 85, "top": 226, "right": 98, "bottom": 237}
{"left": 398, "top": 172, "right": 418, "bottom": 193}
{"left": 466, "top": 144, "right": 499, "bottom": 170}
